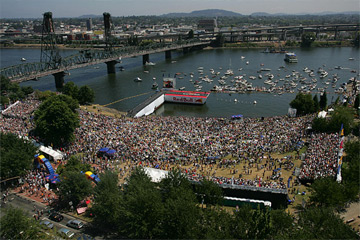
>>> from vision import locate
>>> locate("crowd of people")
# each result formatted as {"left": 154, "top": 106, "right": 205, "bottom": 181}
{"left": 299, "top": 132, "right": 340, "bottom": 181}
{"left": 1, "top": 95, "right": 342, "bottom": 192}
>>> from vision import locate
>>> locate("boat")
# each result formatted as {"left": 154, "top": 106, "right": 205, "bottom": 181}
{"left": 151, "top": 82, "right": 158, "bottom": 89}
{"left": 134, "top": 77, "right": 142, "bottom": 82}
{"left": 145, "top": 61, "right": 156, "bottom": 66}
{"left": 284, "top": 53, "right": 298, "bottom": 63}
{"left": 21, "top": 58, "right": 26, "bottom": 61}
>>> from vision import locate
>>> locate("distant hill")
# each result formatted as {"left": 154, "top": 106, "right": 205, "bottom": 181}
{"left": 250, "top": 11, "right": 359, "bottom": 16}
{"left": 162, "top": 9, "right": 242, "bottom": 17}
{"left": 78, "top": 14, "right": 102, "bottom": 18}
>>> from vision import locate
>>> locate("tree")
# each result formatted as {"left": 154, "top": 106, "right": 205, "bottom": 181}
{"left": 296, "top": 207, "right": 358, "bottom": 239}
{"left": 160, "top": 169, "right": 201, "bottom": 239}
{"left": 196, "top": 178, "right": 223, "bottom": 207}
{"left": 34, "top": 96, "right": 79, "bottom": 146}
{"left": 92, "top": 171, "right": 125, "bottom": 232}
{"left": 61, "top": 81, "right": 79, "bottom": 100}
{"left": 312, "top": 94, "right": 320, "bottom": 112}
{"left": 57, "top": 171, "right": 93, "bottom": 209}
{"left": 56, "top": 155, "right": 92, "bottom": 176}
{"left": 319, "top": 91, "right": 327, "bottom": 110}
{"left": 77, "top": 85, "right": 95, "bottom": 105}
{"left": 0, "top": 132, "right": 37, "bottom": 180}
{"left": 301, "top": 32, "right": 316, "bottom": 47}
{"left": 289, "top": 93, "right": 315, "bottom": 115}
{"left": 187, "top": 29, "right": 194, "bottom": 39}
{"left": 0, "top": 206, "right": 45, "bottom": 240}
{"left": 327, "top": 106, "right": 354, "bottom": 135}
{"left": 309, "top": 177, "right": 348, "bottom": 209}
{"left": 354, "top": 94, "right": 359, "bottom": 110}
{"left": 120, "top": 167, "right": 164, "bottom": 239}
{"left": 311, "top": 117, "right": 328, "bottom": 133}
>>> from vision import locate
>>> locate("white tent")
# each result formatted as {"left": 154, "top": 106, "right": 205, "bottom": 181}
{"left": 39, "top": 145, "right": 64, "bottom": 160}
{"left": 144, "top": 167, "right": 168, "bottom": 183}
{"left": 318, "top": 110, "right": 327, "bottom": 118}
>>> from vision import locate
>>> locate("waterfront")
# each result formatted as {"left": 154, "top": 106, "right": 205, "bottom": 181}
{"left": 1, "top": 47, "right": 359, "bottom": 117}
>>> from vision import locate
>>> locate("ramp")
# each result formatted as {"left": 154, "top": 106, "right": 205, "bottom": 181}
{"left": 43, "top": 159, "right": 55, "bottom": 175}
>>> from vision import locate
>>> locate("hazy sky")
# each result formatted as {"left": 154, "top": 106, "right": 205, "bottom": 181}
{"left": 1, "top": 0, "right": 359, "bottom": 18}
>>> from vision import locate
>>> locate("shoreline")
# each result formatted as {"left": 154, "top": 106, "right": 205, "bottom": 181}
{"left": 1, "top": 40, "right": 354, "bottom": 50}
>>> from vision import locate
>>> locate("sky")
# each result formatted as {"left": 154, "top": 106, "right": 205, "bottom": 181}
{"left": 1, "top": 0, "right": 359, "bottom": 18}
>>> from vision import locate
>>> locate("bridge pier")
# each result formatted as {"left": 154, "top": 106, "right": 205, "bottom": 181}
{"left": 143, "top": 54, "right": 150, "bottom": 65}
{"left": 165, "top": 50, "right": 171, "bottom": 60}
{"left": 53, "top": 71, "right": 66, "bottom": 89}
{"left": 105, "top": 60, "right": 117, "bottom": 74}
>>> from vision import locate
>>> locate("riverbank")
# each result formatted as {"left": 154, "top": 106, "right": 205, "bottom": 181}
{"left": 1, "top": 40, "right": 355, "bottom": 50}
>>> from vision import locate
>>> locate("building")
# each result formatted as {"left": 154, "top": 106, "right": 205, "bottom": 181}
{"left": 86, "top": 18, "right": 93, "bottom": 31}
{"left": 198, "top": 18, "right": 218, "bottom": 32}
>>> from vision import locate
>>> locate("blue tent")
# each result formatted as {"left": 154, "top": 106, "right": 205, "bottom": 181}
{"left": 231, "top": 114, "right": 243, "bottom": 119}
{"left": 99, "top": 148, "right": 109, "bottom": 152}
{"left": 106, "top": 149, "right": 116, "bottom": 155}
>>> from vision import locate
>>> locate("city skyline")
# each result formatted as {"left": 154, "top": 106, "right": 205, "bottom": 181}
{"left": 1, "top": 0, "right": 359, "bottom": 19}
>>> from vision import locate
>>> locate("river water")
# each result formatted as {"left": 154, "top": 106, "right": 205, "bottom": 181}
{"left": 1, "top": 47, "right": 359, "bottom": 117}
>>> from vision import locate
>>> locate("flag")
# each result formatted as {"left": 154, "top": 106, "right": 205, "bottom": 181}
{"left": 340, "top": 123, "right": 344, "bottom": 136}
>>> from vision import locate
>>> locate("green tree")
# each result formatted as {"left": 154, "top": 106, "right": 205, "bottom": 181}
{"left": 62, "top": 81, "right": 79, "bottom": 100}
{"left": 290, "top": 93, "right": 315, "bottom": 115}
{"left": 0, "top": 75, "right": 11, "bottom": 93}
{"left": 319, "top": 91, "right": 327, "bottom": 110}
{"left": 313, "top": 94, "right": 320, "bottom": 112}
{"left": 196, "top": 178, "right": 223, "bottom": 207}
{"left": 269, "top": 209, "right": 296, "bottom": 239}
{"left": 57, "top": 171, "right": 93, "bottom": 209}
{"left": 160, "top": 169, "right": 201, "bottom": 239}
{"left": 92, "top": 171, "right": 125, "bottom": 232}
{"left": 187, "top": 29, "right": 194, "bottom": 39}
{"left": 198, "top": 208, "right": 232, "bottom": 239}
{"left": 0, "top": 95, "right": 9, "bottom": 107}
{"left": 296, "top": 207, "right": 358, "bottom": 239}
{"left": 301, "top": 32, "right": 316, "bottom": 47}
{"left": 311, "top": 117, "right": 328, "bottom": 133}
{"left": 20, "top": 86, "right": 34, "bottom": 96}
{"left": 77, "top": 85, "right": 95, "bottom": 105}
{"left": 327, "top": 106, "right": 354, "bottom": 135}
{"left": 34, "top": 96, "right": 79, "bottom": 146}
{"left": 342, "top": 141, "right": 360, "bottom": 200}
{"left": 0, "top": 132, "right": 37, "bottom": 180}
{"left": 309, "top": 177, "right": 348, "bottom": 209}
{"left": 231, "top": 206, "right": 272, "bottom": 239}
{"left": 0, "top": 206, "right": 45, "bottom": 240}
{"left": 354, "top": 94, "right": 359, "bottom": 110}
{"left": 56, "top": 155, "right": 92, "bottom": 176}
{"left": 121, "top": 167, "right": 164, "bottom": 239}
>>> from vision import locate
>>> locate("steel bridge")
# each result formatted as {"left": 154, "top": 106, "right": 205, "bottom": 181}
{"left": 0, "top": 39, "right": 209, "bottom": 87}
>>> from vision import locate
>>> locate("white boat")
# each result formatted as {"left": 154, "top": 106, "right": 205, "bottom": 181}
{"left": 151, "top": 82, "right": 158, "bottom": 89}
{"left": 145, "top": 61, "right": 156, "bottom": 66}
{"left": 21, "top": 58, "right": 26, "bottom": 61}
{"left": 284, "top": 53, "right": 298, "bottom": 63}
{"left": 134, "top": 77, "right": 142, "bottom": 82}
{"left": 253, "top": 100, "right": 257, "bottom": 104}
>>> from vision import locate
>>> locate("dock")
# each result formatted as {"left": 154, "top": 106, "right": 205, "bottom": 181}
{"left": 127, "top": 91, "right": 165, "bottom": 118}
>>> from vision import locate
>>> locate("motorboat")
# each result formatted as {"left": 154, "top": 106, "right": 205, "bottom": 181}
{"left": 145, "top": 61, "right": 156, "bottom": 66}
{"left": 134, "top": 77, "right": 142, "bottom": 82}
{"left": 21, "top": 57, "right": 26, "bottom": 61}
{"left": 284, "top": 53, "right": 298, "bottom": 63}
{"left": 151, "top": 82, "right": 158, "bottom": 89}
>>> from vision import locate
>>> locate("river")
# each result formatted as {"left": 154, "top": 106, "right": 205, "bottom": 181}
{"left": 1, "top": 47, "right": 359, "bottom": 117}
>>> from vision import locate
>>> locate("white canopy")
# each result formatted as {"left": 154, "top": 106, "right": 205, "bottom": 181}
{"left": 39, "top": 145, "right": 64, "bottom": 160}
{"left": 318, "top": 110, "right": 327, "bottom": 118}
{"left": 144, "top": 167, "right": 168, "bottom": 183}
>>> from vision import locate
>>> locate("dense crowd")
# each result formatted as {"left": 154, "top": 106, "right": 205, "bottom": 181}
{"left": 1, "top": 95, "right": 341, "bottom": 191}
{"left": 299, "top": 133, "right": 340, "bottom": 181}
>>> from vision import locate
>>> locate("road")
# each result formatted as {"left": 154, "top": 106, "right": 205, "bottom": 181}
{"left": 1, "top": 192, "right": 97, "bottom": 239}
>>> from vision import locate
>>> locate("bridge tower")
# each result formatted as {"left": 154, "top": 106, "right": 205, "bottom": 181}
{"left": 103, "top": 12, "right": 117, "bottom": 74}
{"left": 40, "top": 12, "right": 64, "bottom": 88}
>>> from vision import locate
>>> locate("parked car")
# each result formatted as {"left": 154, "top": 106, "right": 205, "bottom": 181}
{"left": 40, "top": 220, "right": 54, "bottom": 229}
{"left": 49, "top": 212, "right": 64, "bottom": 222}
{"left": 58, "top": 228, "right": 75, "bottom": 239}
{"left": 66, "top": 219, "right": 84, "bottom": 229}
